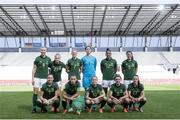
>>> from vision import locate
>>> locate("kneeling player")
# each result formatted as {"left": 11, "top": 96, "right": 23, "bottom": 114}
{"left": 36, "top": 74, "right": 60, "bottom": 113}
{"left": 128, "top": 75, "right": 147, "bottom": 112}
{"left": 107, "top": 74, "right": 130, "bottom": 113}
{"left": 62, "top": 75, "right": 80, "bottom": 114}
{"left": 85, "top": 76, "right": 106, "bottom": 113}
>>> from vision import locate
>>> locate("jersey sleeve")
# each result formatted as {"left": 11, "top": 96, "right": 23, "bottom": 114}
{"left": 41, "top": 84, "right": 45, "bottom": 92}
{"left": 135, "top": 61, "right": 138, "bottom": 68}
{"left": 121, "top": 61, "right": 125, "bottom": 73}
{"left": 127, "top": 84, "right": 131, "bottom": 91}
{"left": 114, "top": 60, "right": 118, "bottom": 73}
{"left": 54, "top": 83, "right": 59, "bottom": 91}
{"left": 62, "top": 62, "right": 66, "bottom": 68}
{"left": 100, "top": 60, "right": 104, "bottom": 73}
{"left": 34, "top": 57, "right": 38, "bottom": 66}
{"left": 77, "top": 82, "right": 81, "bottom": 92}
{"left": 140, "top": 84, "right": 144, "bottom": 91}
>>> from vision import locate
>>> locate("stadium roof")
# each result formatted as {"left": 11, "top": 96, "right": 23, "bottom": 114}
{"left": 0, "top": 4, "right": 180, "bottom": 37}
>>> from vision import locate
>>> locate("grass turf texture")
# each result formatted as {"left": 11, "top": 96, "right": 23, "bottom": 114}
{"left": 0, "top": 90, "right": 180, "bottom": 119}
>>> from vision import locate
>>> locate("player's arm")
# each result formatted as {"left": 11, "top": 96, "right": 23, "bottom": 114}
{"left": 128, "top": 90, "right": 136, "bottom": 101}
{"left": 108, "top": 90, "right": 119, "bottom": 101}
{"left": 138, "top": 90, "right": 145, "bottom": 101}
{"left": 49, "top": 89, "right": 59, "bottom": 101}
{"left": 71, "top": 87, "right": 80, "bottom": 100}
{"left": 120, "top": 90, "right": 128, "bottom": 100}
{"left": 121, "top": 62, "right": 125, "bottom": 74}
{"left": 62, "top": 91, "right": 71, "bottom": 100}
{"left": 114, "top": 60, "right": 118, "bottom": 73}
{"left": 100, "top": 61, "right": 103, "bottom": 73}
{"left": 39, "top": 90, "right": 48, "bottom": 104}
{"left": 79, "top": 61, "right": 82, "bottom": 73}
{"left": 85, "top": 90, "right": 92, "bottom": 100}
{"left": 94, "top": 58, "right": 97, "bottom": 70}
{"left": 97, "top": 89, "right": 105, "bottom": 99}
{"left": 32, "top": 64, "right": 37, "bottom": 85}
{"left": 135, "top": 61, "right": 138, "bottom": 74}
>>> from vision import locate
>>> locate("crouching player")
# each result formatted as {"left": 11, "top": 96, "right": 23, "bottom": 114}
{"left": 62, "top": 75, "right": 80, "bottom": 114}
{"left": 85, "top": 76, "right": 106, "bottom": 113}
{"left": 107, "top": 74, "right": 130, "bottom": 113}
{"left": 36, "top": 74, "right": 60, "bottom": 113}
{"left": 128, "top": 75, "right": 147, "bottom": 112}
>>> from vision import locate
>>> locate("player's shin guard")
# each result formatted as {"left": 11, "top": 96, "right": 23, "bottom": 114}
{"left": 107, "top": 102, "right": 115, "bottom": 108}
{"left": 32, "top": 94, "right": 37, "bottom": 108}
{"left": 139, "top": 100, "right": 146, "bottom": 108}
{"left": 36, "top": 100, "right": 43, "bottom": 108}
{"left": 100, "top": 100, "right": 106, "bottom": 109}
{"left": 53, "top": 99, "right": 60, "bottom": 109}
{"left": 123, "top": 100, "right": 129, "bottom": 109}
{"left": 62, "top": 100, "right": 67, "bottom": 110}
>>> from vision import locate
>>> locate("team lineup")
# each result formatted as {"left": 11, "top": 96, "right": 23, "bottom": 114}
{"left": 31, "top": 46, "right": 147, "bottom": 115}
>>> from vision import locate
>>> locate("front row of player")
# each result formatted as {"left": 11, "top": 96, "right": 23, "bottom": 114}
{"left": 36, "top": 74, "right": 146, "bottom": 115}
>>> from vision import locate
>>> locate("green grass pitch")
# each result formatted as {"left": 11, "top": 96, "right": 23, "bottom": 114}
{"left": 0, "top": 90, "right": 180, "bottom": 119}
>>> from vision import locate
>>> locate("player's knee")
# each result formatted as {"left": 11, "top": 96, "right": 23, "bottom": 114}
{"left": 142, "top": 97, "right": 147, "bottom": 102}
{"left": 86, "top": 100, "right": 91, "bottom": 104}
{"left": 108, "top": 98, "right": 112, "bottom": 103}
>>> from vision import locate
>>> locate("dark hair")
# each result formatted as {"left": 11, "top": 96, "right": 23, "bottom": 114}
{"left": 126, "top": 51, "right": 134, "bottom": 60}
{"left": 106, "top": 48, "right": 111, "bottom": 53}
{"left": 47, "top": 74, "right": 53, "bottom": 78}
{"left": 85, "top": 46, "right": 92, "bottom": 50}
{"left": 133, "top": 75, "right": 140, "bottom": 85}
{"left": 114, "top": 74, "right": 122, "bottom": 80}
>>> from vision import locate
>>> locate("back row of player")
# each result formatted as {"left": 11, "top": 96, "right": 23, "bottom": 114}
{"left": 31, "top": 46, "right": 138, "bottom": 113}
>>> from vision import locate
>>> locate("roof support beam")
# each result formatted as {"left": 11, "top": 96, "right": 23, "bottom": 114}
{"left": 99, "top": 5, "right": 107, "bottom": 36}
{"left": 70, "top": 5, "right": 76, "bottom": 36}
{"left": 59, "top": 5, "right": 67, "bottom": 36}
{"left": 139, "top": 11, "right": 160, "bottom": 35}
{"left": 35, "top": 5, "right": 50, "bottom": 36}
{"left": 122, "top": 5, "right": 142, "bottom": 36}
{"left": 0, "top": 6, "right": 28, "bottom": 36}
{"left": 115, "top": 5, "right": 130, "bottom": 35}
{"left": 0, "top": 17, "right": 16, "bottom": 35}
{"left": 91, "top": 5, "right": 96, "bottom": 36}
{"left": 163, "top": 20, "right": 180, "bottom": 35}
{"left": 24, "top": 5, "right": 42, "bottom": 35}
{"left": 147, "top": 4, "right": 178, "bottom": 35}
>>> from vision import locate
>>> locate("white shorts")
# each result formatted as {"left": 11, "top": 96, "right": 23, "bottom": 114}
{"left": 55, "top": 81, "right": 62, "bottom": 87}
{"left": 124, "top": 80, "right": 133, "bottom": 89}
{"left": 102, "top": 80, "right": 114, "bottom": 88}
{"left": 34, "top": 78, "right": 47, "bottom": 88}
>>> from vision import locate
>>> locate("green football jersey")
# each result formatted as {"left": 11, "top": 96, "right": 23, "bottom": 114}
{"left": 110, "top": 83, "right": 126, "bottom": 98}
{"left": 100, "top": 58, "right": 117, "bottom": 80}
{"left": 41, "top": 82, "right": 58, "bottom": 99}
{"left": 121, "top": 59, "right": 138, "bottom": 80}
{"left": 64, "top": 81, "right": 80, "bottom": 95}
{"left": 34, "top": 55, "right": 51, "bottom": 79}
{"left": 87, "top": 84, "right": 103, "bottom": 98}
{"left": 49, "top": 61, "right": 66, "bottom": 82}
{"left": 66, "top": 57, "right": 82, "bottom": 80}
{"left": 128, "top": 83, "right": 144, "bottom": 98}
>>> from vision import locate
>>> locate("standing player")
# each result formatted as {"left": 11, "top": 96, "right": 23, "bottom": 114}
{"left": 121, "top": 51, "right": 138, "bottom": 88}
{"left": 32, "top": 47, "right": 51, "bottom": 113}
{"left": 100, "top": 48, "right": 117, "bottom": 95}
{"left": 66, "top": 50, "right": 82, "bottom": 81}
{"left": 107, "top": 74, "right": 130, "bottom": 113}
{"left": 62, "top": 75, "right": 81, "bottom": 114}
{"left": 36, "top": 74, "right": 60, "bottom": 113}
{"left": 49, "top": 53, "right": 66, "bottom": 91}
{"left": 81, "top": 46, "right": 97, "bottom": 90}
{"left": 85, "top": 76, "right": 106, "bottom": 113}
{"left": 128, "top": 75, "right": 147, "bottom": 112}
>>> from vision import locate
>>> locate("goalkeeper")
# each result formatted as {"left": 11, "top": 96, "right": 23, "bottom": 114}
{"left": 36, "top": 74, "right": 60, "bottom": 113}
